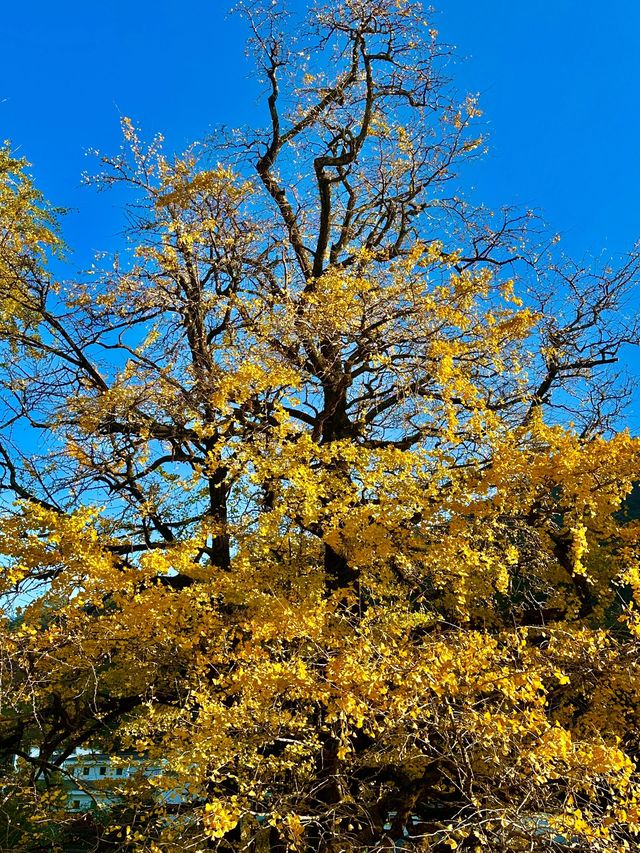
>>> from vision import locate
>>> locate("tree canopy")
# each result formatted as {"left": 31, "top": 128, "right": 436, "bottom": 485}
{"left": 1, "top": 1, "right": 640, "bottom": 850}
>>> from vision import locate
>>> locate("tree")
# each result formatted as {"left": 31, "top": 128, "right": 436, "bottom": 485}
{"left": 1, "top": 1, "right": 640, "bottom": 849}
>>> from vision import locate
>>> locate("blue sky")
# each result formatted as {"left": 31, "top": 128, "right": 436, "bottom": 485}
{"left": 1, "top": 0, "right": 638, "bottom": 416}
{"left": 444, "top": 1, "right": 640, "bottom": 260}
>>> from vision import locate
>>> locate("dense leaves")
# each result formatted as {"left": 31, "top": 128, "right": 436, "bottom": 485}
{"left": 1, "top": 1, "right": 640, "bottom": 850}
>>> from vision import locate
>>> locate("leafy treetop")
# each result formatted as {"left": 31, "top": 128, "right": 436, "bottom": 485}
{"left": 1, "top": 2, "right": 640, "bottom": 851}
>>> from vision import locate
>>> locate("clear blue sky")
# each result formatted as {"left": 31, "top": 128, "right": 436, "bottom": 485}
{"left": 1, "top": 0, "right": 638, "bottom": 415}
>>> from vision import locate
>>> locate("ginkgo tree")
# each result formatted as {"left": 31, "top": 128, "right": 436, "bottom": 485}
{"left": 2, "top": 1, "right": 640, "bottom": 850}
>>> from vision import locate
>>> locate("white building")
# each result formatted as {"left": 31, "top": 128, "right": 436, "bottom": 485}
{"left": 27, "top": 748, "right": 180, "bottom": 812}
{"left": 59, "top": 750, "right": 135, "bottom": 812}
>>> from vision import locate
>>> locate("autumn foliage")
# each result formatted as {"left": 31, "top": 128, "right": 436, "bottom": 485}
{"left": 1, "top": 1, "right": 640, "bottom": 850}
